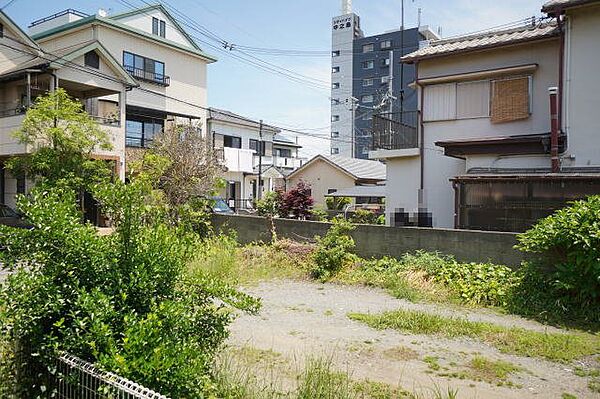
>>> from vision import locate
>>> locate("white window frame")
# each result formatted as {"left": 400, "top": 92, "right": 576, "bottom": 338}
{"left": 332, "top": 82, "right": 340, "bottom": 89}
{"left": 332, "top": 50, "right": 340, "bottom": 57}
{"left": 363, "top": 60, "right": 374, "bottom": 70}
{"left": 363, "top": 78, "right": 374, "bottom": 87}
{"left": 331, "top": 115, "right": 340, "bottom": 122}
{"left": 381, "top": 40, "right": 392, "bottom": 49}
{"left": 361, "top": 95, "right": 374, "bottom": 104}
{"left": 362, "top": 43, "right": 374, "bottom": 53}
{"left": 332, "top": 66, "right": 340, "bottom": 73}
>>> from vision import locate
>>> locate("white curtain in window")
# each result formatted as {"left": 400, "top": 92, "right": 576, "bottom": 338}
{"left": 457, "top": 80, "right": 490, "bottom": 119}
{"left": 424, "top": 83, "right": 456, "bottom": 121}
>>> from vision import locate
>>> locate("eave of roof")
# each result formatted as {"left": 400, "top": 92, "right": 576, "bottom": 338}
{"left": 30, "top": 14, "right": 217, "bottom": 63}
{"left": 402, "top": 22, "right": 559, "bottom": 63}
{"left": 542, "top": 0, "right": 600, "bottom": 13}
{"left": 0, "top": 10, "right": 41, "bottom": 50}
{"left": 287, "top": 154, "right": 386, "bottom": 182}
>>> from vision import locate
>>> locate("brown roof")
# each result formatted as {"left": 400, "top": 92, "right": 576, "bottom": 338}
{"left": 542, "top": 0, "right": 600, "bottom": 12}
{"left": 207, "top": 108, "right": 279, "bottom": 133}
{"left": 402, "top": 21, "right": 558, "bottom": 63}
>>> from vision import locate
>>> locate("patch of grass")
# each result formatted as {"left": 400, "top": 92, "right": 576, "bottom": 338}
{"left": 324, "top": 309, "right": 334, "bottom": 316}
{"left": 348, "top": 309, "right": 600, "bottom": 362}
{"left": 562, "top": 394, "right": 577, "bottom": 399}
{"left": 382, "top": 346, "right": 419, "bottom": 362}
{"left": 188, "top": 235, "right": 305, "bottom": 285}
{"left": 466, "top": 356, "right": 522, "bottom": 384}
{"left": 424, "top": 356, "right": 441, "bottom": 371}
{"left": 230, "top": 346, "right": 286, "bottom": 366}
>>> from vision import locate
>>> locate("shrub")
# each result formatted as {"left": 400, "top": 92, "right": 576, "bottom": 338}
{"left": 517, "top": 195, "right": 600, "bottom": 305}
{"left": 310, "top": 208, "right": 328, "bottom": 221}
{"left": 311, "top": 219, "right": 356, "bottom": 279}
{"left": 326, "top": 196, "right": 351, "bottom": 211}
{"left": 0, "top": 182, "right": 258, "bottom": 397}
{"left": 402, "top": 251, "right": 518, "bottom": 307}
{"left": 280, "top": 181, "right": 314, "bottom": 219}
{"left": 255, "top": 190, "right": 283, "bottom": 217}
{"left": 348, "top": 209, "right": 379, "bottom": 225}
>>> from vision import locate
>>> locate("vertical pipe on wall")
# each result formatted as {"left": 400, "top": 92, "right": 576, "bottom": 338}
{"left": 549, "top": 87, "right": 560, "bottom": 173}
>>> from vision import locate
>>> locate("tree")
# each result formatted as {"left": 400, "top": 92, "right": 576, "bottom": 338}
{"left": 279, "top": 180, "right": 314, "bottom": 220}
{"left": 6, "top": 88, "right": 113, "bottom": 193}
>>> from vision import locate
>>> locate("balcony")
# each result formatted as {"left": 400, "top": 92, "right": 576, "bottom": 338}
{"left": 371, "top": 111, "right": 419, "bottom": 151}
{"left": 273, "top": 156, "right": 305, "bottom": 169}
{"left": 222, "top": 147, "right": 254, "bottom": 173}
{"left": 124, "top": 66, "right": 170, "bottom": 86}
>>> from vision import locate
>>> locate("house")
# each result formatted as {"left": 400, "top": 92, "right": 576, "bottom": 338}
{"left": 0, "top": 6, "right": 215, "bottom": 211}
{"left": 370, "top": 0, "right": 600, "bottom": 232}
{"left": 286, "top": 154, "right": 385, "bottom": 208}
{"left": 208, "top": 108, "right": 306, "bottom": 210}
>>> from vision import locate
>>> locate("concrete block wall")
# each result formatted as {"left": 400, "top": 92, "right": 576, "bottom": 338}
{"left": 211, "top": 214, "right": 528, "bottom": 267}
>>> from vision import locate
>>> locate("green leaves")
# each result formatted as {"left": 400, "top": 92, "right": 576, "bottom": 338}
{"left": 517, "top": 195, "right": 600, "bottom": 305}
{"left": 311, "top": 219, "right": 356, "bottom": 280}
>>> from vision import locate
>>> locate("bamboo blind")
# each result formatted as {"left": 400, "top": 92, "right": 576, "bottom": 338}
{"left": 490, "top": 77, "right": 530, "bottom": 124}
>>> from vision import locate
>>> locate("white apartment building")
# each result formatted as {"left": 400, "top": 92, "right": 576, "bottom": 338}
{"left": 0, "top": 5, "right": 215, "bottom": 216}
{"left": 207, "top": 108, "right": 306, "bottom": 210}
{"left": 372, "top": 0, "right": 600, "bottom": 232}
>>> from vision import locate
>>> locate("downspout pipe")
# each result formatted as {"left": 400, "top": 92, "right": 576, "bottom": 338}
{"left": 415, "top": 61, "right": 424, "bottom": 192}
{"left": 549, "top": 87, "right": 560, "bottom": 173}
{"left": 557, "top": 10, "right": 565, "bottom": 135}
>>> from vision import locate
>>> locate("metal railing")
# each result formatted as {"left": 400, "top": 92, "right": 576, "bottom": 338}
{"left": 124, "top": 66, "right": 170, "bottom": 86}
{"left": 372, "top": 111, "right": 419, "bottom": 150}
{"left": 29, "top": 9, "right": 89, "bottom": 27}
{"left": 54, "top": 353, "right": 169, "bottom": 399}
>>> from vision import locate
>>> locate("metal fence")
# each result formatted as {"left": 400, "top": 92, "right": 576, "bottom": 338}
{"left": 372, "top": 111, "right": 419, "bottom": 150}
{"left": 54, "top": 353, "right": 169, "bottom": 399}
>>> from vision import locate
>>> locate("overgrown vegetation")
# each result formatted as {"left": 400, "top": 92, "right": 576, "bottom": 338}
{"left": 311, "top": 219, "right": 356, "bottom": 279}
{"left": 348, "top": 309, "right": 600, "bottom": 362}
{"left": 517, "top": 195, "right": 600, "bottom": 305}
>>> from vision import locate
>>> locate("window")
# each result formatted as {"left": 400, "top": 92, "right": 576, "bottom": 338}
{"left": 152, "top": 17, "right": 166, "bottom": 37}
{"left": 249, "top": 139, "right": 265, "bottom": 155}
{"left": 381, "top": 40, "right": 392, "bottom": 49}
{"left": 274, "top": 148, "right": 292, "bottom": 158}
{"left": 84, "top": 51, "right": 99, "bottom": 69}
{"left": 363, "top": 78, "right": 373, "bottom": 87}
{"left": 362, "top": 112, "right": 372, "bottom": 121}
{"left": 456, "top": 80, "right": 490, "bottom": 119}
{"left": 490, "top": 76, "right": 531, "bottom": 123}
{"left": 331, "top": 148, "right": 340, "bottom": 155}
{"left": 223, "top": 135, "right": 242, "bottom": 149}
{"left": 331, "top": 131, "right": 340, "bottom": 138}
{"left": 332, "top": 82, "right": 340, "bottom": 89}
{"left": 362, "top": 94, "right": 374, "bottom": 104}
{"left": 126, "top": 118, "right": 163, "bottom": 148}
{"left": 362, "top": 60, "right": 374, "bottom": 69}
{"left": 381, "top": 58, "right": 390, "bottom": 67}
{"left": 327, "top": 189, "right": 338, "bottom": 194}
{"left": 423, "top": 77, "right": 531, "bottom": 123}
{"left": 362, "top": 43, "right": 374, "bottom": 53}
{"left": 331, "top": 115, "right": 340, "bottom": 122}
{"left": 424, "top": 83, "right": 457, "bottom": 121}
{"left": 332, "top": 50, "right": 340, "bottom": 57}
{"left": 123, "top": 51, "right": 168, "bottom": 85}
{"left": 331, "top": 98, "right": 340, "bottom": 105}
{"left": 332, "top": 66, "right": 340, "bottom": 73}
{"left": 381, "top": 76, "right": 390, "bottom": 84}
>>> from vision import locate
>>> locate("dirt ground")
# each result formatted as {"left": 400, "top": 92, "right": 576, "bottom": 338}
{"left": 228, "top": 280, "right": 599, "bottom": 399}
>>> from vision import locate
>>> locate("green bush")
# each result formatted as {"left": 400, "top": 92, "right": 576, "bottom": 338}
{"left": 517, "top": 195, "right": 600, "bottom": 305}
{"left": 255, "top": 190, "right": 283, "bottom": 217}
{"left": 326, "top": 196, "right": 351, "bottom": 211}
{"left": 348, "top": 209, "right": 379, "bottom": 225}
{"left": 402, "top": 251, "right": 519, "bottom": 307}
{"left": 0, "top": 182, "right": 258, "bottom": 397}
{"left": 311, "top": 220, "right": 356, "bottom": 279}
{"left": 310, "top": 208, "right": 328, "bottom": 222}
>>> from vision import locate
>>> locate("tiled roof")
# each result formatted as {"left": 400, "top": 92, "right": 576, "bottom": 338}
{"left": 208, "top": 108, "right": 280, "bottom": 133}
{"left": 320, "top": 155, "right": 386, "bottom": 181}
{"left": 542, "top": 0, "right": 600, "bottom": 12}
{"left": 402, "top": 21, "right": 558, "bottom": 62}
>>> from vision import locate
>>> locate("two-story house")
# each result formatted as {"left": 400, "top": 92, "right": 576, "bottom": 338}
{"left": 0, "top": 5, "right": 215, "bottom": 211}
{"left": 371, "top": 0, "right": 600, "bottom": 232}
{"left": 208, "top": 108, "right": 306, "bottom": 210}
{"left": 0, "top": 9, "right": 134, "bottom": 210}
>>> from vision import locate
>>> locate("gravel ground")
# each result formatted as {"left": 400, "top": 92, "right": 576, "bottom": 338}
{"left": 229, "top": 280, "right": 598, "bottom": 399}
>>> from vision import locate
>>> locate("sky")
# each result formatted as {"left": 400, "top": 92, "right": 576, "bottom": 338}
{"left": 3, "top": 0, "right": 545, "bottom": 157}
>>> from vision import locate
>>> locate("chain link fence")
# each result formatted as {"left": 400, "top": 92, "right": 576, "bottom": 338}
{"left": 54, "top": 353, "right": 169, "bottom": 399}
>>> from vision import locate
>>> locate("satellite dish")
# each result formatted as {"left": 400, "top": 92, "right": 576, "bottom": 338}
{"left": 97, "top": 8, "right": 108, "bottom": 17}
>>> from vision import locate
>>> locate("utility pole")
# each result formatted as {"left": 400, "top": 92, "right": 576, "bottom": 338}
{"left": 257, "top": 119, "right": 263, "bottom": 200}
{"left": 399, "top": 0, "right": 405, "bottom": 125}
{"left": 350, "top": 97, "right": 357, "bottom": 158}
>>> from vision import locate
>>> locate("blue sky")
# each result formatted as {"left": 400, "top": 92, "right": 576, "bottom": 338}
{"left": 3, "top": 0, "right": 545, "bottom": 156}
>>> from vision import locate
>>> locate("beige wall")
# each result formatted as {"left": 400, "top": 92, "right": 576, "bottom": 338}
{"left": 382, "top": 39, "right": 560, "bottom": 228}
{"left": 562, "top": 5, "right": 600, "bottom": 169}
{"left": 288, "top": 159, "right": 356, "bottom": 208}
{"left": 0, "top": 24, "right": 39, "bottom": 74}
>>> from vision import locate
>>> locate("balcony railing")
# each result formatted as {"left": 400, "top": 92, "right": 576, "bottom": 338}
{"left": 372, "top": 111, "right": 419, "bottom": 151}
{"left": 124, "top": 66, "right": 170, "bottom": 86}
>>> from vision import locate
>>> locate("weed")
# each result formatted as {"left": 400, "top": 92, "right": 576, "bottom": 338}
{"left": 348, "top": 309, "right": 600, "bottom": 362}
{"left": 382, "top": 346, "right": 419, "bottom": 361}
{"left": 424, "top": 356, "right": 441, "bottom": 371}
{"left": 324, "top": 309, "right": 334, "bottom": 316}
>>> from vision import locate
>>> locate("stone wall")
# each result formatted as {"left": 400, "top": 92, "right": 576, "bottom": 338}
{"left": 211, "top": 214, "right": 528, "bottom": 267}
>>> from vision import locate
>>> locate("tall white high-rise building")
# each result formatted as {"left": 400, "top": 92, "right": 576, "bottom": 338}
{"left": 330, "top": 1, "right": 363, "bottom": 157}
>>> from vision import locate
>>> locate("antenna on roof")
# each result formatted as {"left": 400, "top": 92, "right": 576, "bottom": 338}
{"left": 342, "top": 0, "right": 352, "bottom": 14}
{"left": 437, "top": 26, "right": 443, "bottom": 37}
{"left": 97, "top": 8, "right": 108, "bottom": 17}
{"left": 418, "top": 8, "right": 422, "bottom": 27}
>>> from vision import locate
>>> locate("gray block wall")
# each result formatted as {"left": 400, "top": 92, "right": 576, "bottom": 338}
{"left": 211, "top": 214, "right": 528, "bottom": 267}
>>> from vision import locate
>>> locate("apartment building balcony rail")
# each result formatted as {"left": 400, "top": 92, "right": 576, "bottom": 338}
{"left": 273, "top": 156, "right": 305, "bottom": 169}
{"left": 372, "top": 111, "right": 419, "bottom": 151}
{"left": 124, "top": 66, "right": 170, "bottom": 86}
